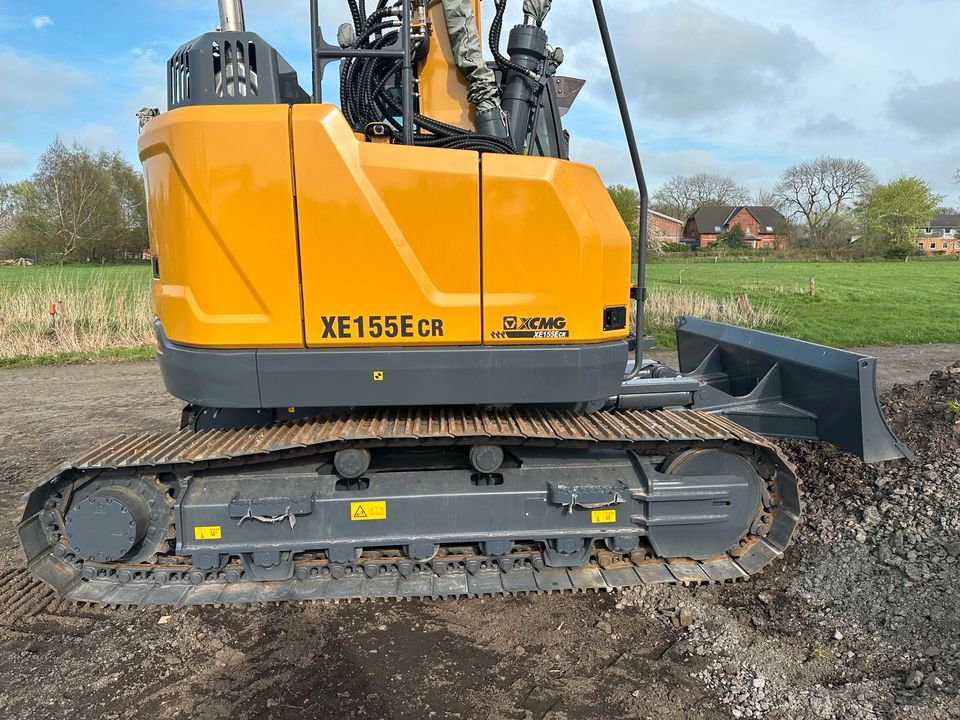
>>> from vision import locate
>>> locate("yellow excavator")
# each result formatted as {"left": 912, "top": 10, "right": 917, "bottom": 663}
{"left": 18, "top": 0, "right": 910, "bottom": 604}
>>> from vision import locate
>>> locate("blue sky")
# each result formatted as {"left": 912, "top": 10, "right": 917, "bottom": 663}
{"left": 1, "top": 1, "right": 959, "bottom": 201}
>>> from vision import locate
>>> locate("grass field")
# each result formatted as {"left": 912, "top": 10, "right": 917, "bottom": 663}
{"left": 644, "top": 257, "right": 960, "bottom": 348}
{"left": 0, "top": 258, "right": 957, "bottom": 367}
{"left": 0, "top": 263, "right": 148, "bottom": 289}
{"left": 0, "top": 264, "right": 153, "bottom": 367}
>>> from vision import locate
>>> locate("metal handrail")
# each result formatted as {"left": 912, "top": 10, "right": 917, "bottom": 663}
{"left": 307, "top": 0, "right": 648, "bottom": 377}
{"left": 309, "top": 0, "right": 413, "bottom": 142}
{"left": 592, "top": 0, "right": 648, "bottom": 380}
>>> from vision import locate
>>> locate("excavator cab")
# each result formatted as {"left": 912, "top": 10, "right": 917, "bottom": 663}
{"left": 17, "top": 0, "right": 910, "bottom": 606}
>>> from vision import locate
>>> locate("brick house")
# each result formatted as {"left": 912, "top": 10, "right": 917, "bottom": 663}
{"left": 683, "top": 206, "right": 788, "bottom": 249}
{"left": 647, "top": 210, "right": 684, "bottom": 242}
{"left": 916, "top": 213, "right": 960, "bottom": 255}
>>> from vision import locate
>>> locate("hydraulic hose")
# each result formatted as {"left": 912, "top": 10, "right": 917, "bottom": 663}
{"left": 340, "top": 1, "right": 517, "bottom": 154}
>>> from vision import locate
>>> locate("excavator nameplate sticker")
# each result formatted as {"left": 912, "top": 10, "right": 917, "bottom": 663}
{"left": 320, "top": 315, "right": 444, "bottom": 339}
{"left": 491, "top": 315, "right": 569, "bottom": 340}
{"left": 350, "top": 501, "right": 387, "bottom": 521}
{"left": 591, "top": 510, "right": 617, "bottom": 524}
{"left": 194, "top": 525, "right": 222, "bottom": 540}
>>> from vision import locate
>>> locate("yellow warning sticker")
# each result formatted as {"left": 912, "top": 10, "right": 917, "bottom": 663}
{"left": 350, "top": 501, "right": 387, "bottom": 521}
{"left": 372, "top": 371, "right": 384, "bottom": 381}
{"left": 194, "top": 525, "right": 222, "bottom": 540}
{"left": 591, "top": 509, "right": 617, "bottom": 524}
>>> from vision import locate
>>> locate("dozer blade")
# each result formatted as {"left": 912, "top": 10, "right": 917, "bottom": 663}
{"left": 675, "top": 316, "right": 913, "bottom": 464}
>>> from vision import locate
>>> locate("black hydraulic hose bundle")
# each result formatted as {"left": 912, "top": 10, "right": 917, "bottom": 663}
{"left": 489, "top": 0, "right": 532, "bottom": 79}
{"left": 339, "top": 0, "right": 516, "bottom": 153}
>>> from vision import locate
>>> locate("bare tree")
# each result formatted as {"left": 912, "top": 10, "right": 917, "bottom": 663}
{"left": 775, "top": 157, "right": 875, "bottom": 248}
{"left": 651, "top": 173, "right": 749, "bottom": 220}
{"left": 752, "top": 188, "right": 786, "bottom": 212}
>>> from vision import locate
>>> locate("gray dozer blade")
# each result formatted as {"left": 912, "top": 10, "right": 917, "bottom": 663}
{"left": 675, "top": 316, "right": 913, "bottom": 464}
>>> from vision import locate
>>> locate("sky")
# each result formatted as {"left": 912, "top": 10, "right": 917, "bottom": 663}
{"left": 1, "top": 0, "right": 959, "bottom": 202}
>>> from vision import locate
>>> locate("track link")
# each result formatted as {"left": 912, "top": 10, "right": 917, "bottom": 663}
{"left": 18, "top": 408, "right": 801, "bottom": 606}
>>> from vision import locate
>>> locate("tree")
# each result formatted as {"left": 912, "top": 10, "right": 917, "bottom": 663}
{"left": 774, "top": 157, "right": 875, "bottom": 249}
{"left": 752, "top": 188, "right": 786, "bottom": 212}
{"left": 646, "top": 218, "right": 666, "bottom": 256}
{"left": 859, "top": 177, "right": 943, "bottom": 253}
{"left": 0, "top": 183, "right": 14, "bottom": 240}
{"left": 651, "top": 173, "right": 749, "bottom": 220}
{"left": 12, "top": 139, "right": 147, "bottom": 263}
{"left": 607, "top": 184, "right": 640, "bottom": 240}
{"left": 607, "top": 184, "right": 655, "bottom": 261}
{"left": 0, "top": 180, "right": 41, "bottom": 260}
{"left": 717, "top": 223, "right": 746, "bottom": 249}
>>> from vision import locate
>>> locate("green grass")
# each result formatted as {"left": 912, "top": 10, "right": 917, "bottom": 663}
{"left": 0, "top": 346, "right": 155, "bottom": 369}
{"left": 1, "top": 259, "right": 958, "bottom": 366}
{"left": 643, "top": 257, "right": 960, "bottom": 348}
{"left": 0, "top": 263, "right": 149, "bottom": 290}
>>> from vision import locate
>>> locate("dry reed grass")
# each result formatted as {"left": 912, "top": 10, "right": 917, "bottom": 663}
{"left": 0, "top": 272, "right": 785, "bottom": 361}
{"left": 0, "top": 274, "right": 153, "bottom": 360}
{"left": 637, "top": 287, "right": 786, "bottom": 333}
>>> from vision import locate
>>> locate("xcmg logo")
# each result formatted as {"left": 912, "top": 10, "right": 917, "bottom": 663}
{"left": 493, "top": 315, "right": 570, "bottom": 339}
{"left": 502, "top": 316, "right": 567, "bottom": 331}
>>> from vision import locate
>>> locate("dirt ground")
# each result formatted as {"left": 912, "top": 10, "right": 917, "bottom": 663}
{"left": 0, "top": 344, "right": 957, "bottom": 720}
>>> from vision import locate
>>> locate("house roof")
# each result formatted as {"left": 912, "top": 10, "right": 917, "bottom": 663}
{"left": 687, "top": 206, "right": 786, "bottom": 234}
{"left": 687, "top": 206, "right": 731, "bottom": 234}
{"left": 648, "top": 209, "right": 683, "bottom": 225}
{"left": 741, "top": 206, "right": 787, "bottom": 230}
{"left": 929, "top": 213, "right": 960, "bottom": 228}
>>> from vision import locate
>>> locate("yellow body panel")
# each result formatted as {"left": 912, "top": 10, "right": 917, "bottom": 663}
{"left": 292, "top": 104, "right": 482, "bottom": 347}
{"left": 418, "top": 0, "right": 481, "bottom": 130}
{"left": 141, "top": 107, "right": 629, "bottom": 351}
{"left": 482, "top": 154, "right": 631, "bottom": 344}
{"left": 139, "top": 105, "right": 303, "bottom": 348}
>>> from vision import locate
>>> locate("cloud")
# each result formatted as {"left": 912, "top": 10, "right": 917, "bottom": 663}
{"left": 0, "top": 143, "right": 26, "bottom": 168}
{"left": 0, "top": 48, "right": 88, "bottom": 115}
{"left": 31, "top": 16, "right": 53, "bottom": 31}
{"left": 61, "top": 124, "right": 122, "bottom": 152}
{"left": 565, "top": 1, "right": 823, "bottom": 122}
{"left": 130, "top": 47, "right": 165, "bottom": 84}
{"left": 888, "top": 79, "right": 960, "bottom": 137}
{"left": 570, "top": 137, "right": 771, "bottom": 191}
{"left": 798, "top": 112, "right": 858, "bottom": 138}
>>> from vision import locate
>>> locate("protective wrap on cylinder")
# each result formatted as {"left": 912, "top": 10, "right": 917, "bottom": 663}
{"left": 523, "top": 0, "right": 553, "bottom": 25}
{"left": 440, "top": 0, "right": 500, "bottom": 111}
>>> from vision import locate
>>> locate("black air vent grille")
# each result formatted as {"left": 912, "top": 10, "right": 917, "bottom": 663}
{"left": 169, "top": 47, "right": 190, "bottom": 106}
{"left": 212, "top": 40, "right": 259, "bottom": 99}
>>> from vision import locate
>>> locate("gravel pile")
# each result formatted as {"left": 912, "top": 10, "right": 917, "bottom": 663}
{"left": 788, "top": 363, "right": 960, "bottom": 718}
{"left": 612, "top": 363, "right": 960, "bottom": 719}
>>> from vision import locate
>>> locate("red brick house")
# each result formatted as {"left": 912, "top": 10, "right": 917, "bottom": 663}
{"left": 648, "top": 210, "right": 684, "bottom": 242}
{"left": 683, "top": 206, "right": 788, "bottom": 249}
{"left": 916, "top": 213, "right": 960, "bottom": 255}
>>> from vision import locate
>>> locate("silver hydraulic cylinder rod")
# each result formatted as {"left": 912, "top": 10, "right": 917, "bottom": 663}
{"left": 218, "top": 0, "right": 246, "bottom": 31}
